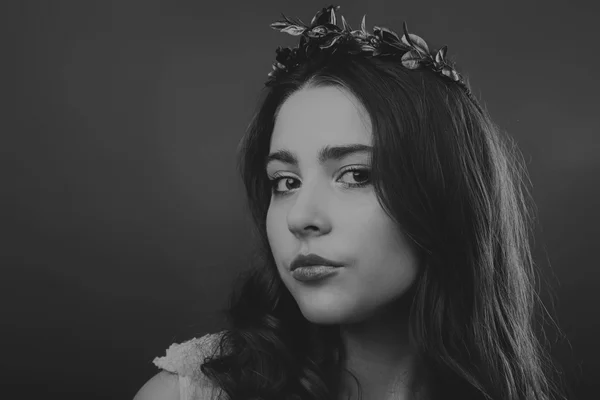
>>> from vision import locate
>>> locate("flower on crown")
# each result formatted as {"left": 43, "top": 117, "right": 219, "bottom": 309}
{"left": 266, "top": 5, "right": 465, "bottom": 89}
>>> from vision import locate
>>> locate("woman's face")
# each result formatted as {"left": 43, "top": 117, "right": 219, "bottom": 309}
{"left": 265, "top": 85, "right": 419, "bottom": 325}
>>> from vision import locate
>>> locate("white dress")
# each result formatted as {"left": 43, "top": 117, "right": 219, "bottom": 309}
{"left": 152, "top": 331, "right": 227, "bottom": 400}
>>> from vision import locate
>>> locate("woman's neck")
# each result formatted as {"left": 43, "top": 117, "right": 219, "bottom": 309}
{"left": 338, "top": 299, "right": 416, "bottom": 399}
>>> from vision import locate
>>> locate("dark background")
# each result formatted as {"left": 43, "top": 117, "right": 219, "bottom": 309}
{"left": 3, "top": 0, "right": 597, "bottom": 398}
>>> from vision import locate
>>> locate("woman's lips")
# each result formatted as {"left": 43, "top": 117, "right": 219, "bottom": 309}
{"left": 291, "top": 265, "right": 341, "bottom": 282}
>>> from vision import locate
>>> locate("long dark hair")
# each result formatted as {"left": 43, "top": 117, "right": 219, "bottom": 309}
{"left": 200, "top": 48, "right": 569, "bottom": 400}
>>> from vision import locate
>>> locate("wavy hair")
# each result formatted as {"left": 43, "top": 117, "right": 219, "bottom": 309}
{"left": 199, "top": 48, "right": 570, "bottom": 400}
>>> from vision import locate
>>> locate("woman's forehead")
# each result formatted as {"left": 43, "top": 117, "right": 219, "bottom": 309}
{"left": 271, "top": 86, "right": 372, "bottom": 148}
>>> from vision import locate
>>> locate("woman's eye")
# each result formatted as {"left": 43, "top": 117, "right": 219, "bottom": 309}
{"left": 271, "top": 176, "right": 299, "bottom": 193}
{"left": 342, "top": 168, "right": 370, "bottom": 185}
{"left": 269, "top": 167, "right": 371, "bottom": 195}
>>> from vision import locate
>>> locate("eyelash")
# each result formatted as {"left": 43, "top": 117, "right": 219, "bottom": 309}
{"left": 268, "top": 166, "right": 372, "bottom": 196}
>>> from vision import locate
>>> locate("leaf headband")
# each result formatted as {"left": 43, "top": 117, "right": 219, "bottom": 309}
{"left": 266, "top": 4, "right": 473, "bottom": 97}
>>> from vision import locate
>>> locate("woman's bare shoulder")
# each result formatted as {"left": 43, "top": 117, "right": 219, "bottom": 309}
{"left": 133, "top": 370, "right": 179, "bottom": 400}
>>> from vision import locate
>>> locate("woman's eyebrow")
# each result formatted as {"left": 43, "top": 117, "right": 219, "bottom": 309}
{"left": 265, "top": 144, "right": 372, "bottom": 169}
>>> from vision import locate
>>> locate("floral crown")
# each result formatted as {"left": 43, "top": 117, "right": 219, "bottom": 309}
{"left": 266, "top": 5, "right": 473, "bottom": 97}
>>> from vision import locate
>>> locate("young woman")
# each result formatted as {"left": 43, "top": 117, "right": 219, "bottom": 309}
{"left": 134, "top": 5, "right": 568, "bottom": 400}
